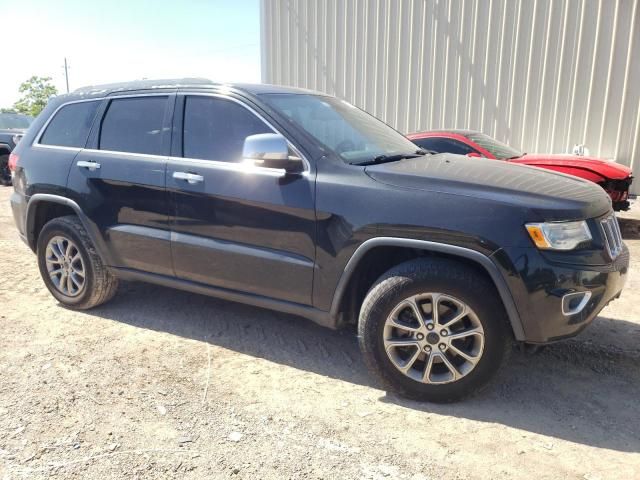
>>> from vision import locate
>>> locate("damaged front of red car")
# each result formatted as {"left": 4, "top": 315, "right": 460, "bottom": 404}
{"left": 509, "top": 154, "right": 633, "bottom": 211}
{"left": 407, "top": 131, "right": 634, "bottom": 212}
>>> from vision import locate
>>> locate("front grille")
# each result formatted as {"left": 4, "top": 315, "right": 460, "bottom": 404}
{"left": 600, "top": 213, "right": 623, "bottom": 259}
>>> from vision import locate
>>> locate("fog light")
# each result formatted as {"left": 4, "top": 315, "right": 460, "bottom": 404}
{"left": 561, "top": 291, "right": 592, "bottom": 316}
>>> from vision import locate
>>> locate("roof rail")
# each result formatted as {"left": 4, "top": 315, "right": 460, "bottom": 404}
{"left": 73, "top": 78, "right": 217, "bottom": 94}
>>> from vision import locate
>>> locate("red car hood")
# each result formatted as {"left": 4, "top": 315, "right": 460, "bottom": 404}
{"left": 510, "top": 154, "right": 632, "bottom": 182}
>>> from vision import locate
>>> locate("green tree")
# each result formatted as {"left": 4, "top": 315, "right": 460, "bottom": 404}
{"left": 12, "top": 76, "right": 58, "bottom": 117}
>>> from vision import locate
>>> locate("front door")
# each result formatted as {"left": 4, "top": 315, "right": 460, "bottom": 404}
{"left": 167, "top": 94, "right": 316, "bottom": 305}
{"left": 68, "top": 94, "right": 173, "bottom": 276}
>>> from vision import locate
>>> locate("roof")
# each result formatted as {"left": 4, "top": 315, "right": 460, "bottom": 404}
{"left": 71, "top": 78, "right": 322, "bottom": 97}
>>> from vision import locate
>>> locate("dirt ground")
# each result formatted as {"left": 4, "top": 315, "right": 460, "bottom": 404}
{"left": 0, "top": 186, "right": 638, "bottom": 480}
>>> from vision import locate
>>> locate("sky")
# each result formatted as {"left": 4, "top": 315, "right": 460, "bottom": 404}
{"left": 0, "top": 0, "right": 261, "bottom": 108}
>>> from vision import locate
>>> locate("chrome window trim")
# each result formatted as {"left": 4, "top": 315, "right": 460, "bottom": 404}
{"left": 167, "top": 155, "right": 307, "bottom": 178}
{"left": 32, "top": 91, "right": 311, "bottom": 174}
{"left": 33, "top": 144, "right": 83, "bottom": 153}
{"left": 66, "top": 147, "right": 296, "bottom": 179}
{"left": 81, "top": 148, "right": 168, "bottom": 161}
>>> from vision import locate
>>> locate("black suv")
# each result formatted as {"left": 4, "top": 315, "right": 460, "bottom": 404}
{"left": 10, "top": 79, "right": 629, "bottom": 402}
{"left": 0, "top": 112, "right": 33, "bottom": 185}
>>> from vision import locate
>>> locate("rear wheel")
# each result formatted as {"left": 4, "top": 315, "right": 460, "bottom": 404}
{"left": 37, "top": 216, "right": 118, "bottom": 309}
{"left": 358, "top": 258, "right": 512, "bottom": 403}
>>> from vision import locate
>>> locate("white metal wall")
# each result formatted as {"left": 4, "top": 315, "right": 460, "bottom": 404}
{"left": 261, "top": 0, "right": 640, "bottom": 194}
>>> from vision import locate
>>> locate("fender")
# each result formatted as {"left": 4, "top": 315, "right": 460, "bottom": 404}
{"left": 25, "top": 194, "right": 113, "bottom": 264}
{"left": 329, "top": 237, "right": 526, "bottom": 341}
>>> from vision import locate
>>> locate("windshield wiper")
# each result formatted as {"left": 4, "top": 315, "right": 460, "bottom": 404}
{"left": 354, "top": 149, "right": 428, "bottom": 166}
{"left": 416, "top": 148, "right": 437, "bottom": 155}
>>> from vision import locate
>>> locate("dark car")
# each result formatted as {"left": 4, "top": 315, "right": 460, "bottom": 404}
{"left": 408, "top": 130, "right": 634, "bottom": 211}
{"left": 10, "top": 79, "right": 628, "bottom": 402}
{"left": 0, "top": 112, "right": 33, "bottom": 185}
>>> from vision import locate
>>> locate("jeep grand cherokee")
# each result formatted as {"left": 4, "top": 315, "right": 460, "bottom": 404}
{"left": 10, "top": 79, "right": 628, "bottom": 402}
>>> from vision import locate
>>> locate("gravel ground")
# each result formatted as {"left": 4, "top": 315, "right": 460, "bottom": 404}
{"left": 0, "top": 186, "right": 638, "bottom": 480}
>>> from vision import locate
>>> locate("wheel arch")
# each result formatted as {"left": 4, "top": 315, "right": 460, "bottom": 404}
{"left": 26, "top": 194, "right": 111, "bottom": 264}
{"left": 329, "top": 237, "right": 526, "bottom": 341}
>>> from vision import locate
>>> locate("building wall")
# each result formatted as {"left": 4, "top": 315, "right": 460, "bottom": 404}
{"left": 261, "top": 0, "right": 640, "bottom": 194}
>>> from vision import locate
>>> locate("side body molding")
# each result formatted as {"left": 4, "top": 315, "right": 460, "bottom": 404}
{"left": 25, "top": 194, "right": 113, "bottom": 264}
{"left": 329, "top": 237, "right": 526, "bottom": 341}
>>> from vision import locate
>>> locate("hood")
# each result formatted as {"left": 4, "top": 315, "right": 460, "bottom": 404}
{"left": 365, "top": 153, "right": 612, "bottom": 221}
{"left": 512, "top": 154, "right": 632, "bottom": 181}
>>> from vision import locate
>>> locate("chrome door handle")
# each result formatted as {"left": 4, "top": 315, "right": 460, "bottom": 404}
{"left": 173, "top": 171, "right": 204, "bottom": 184}
{"left": 77, "top": 160, "right": 101, "bottom": 171}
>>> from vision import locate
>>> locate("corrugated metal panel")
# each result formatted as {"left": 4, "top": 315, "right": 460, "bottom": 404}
{"left": 261, "top": 0, "right": 640, "bottom": 194}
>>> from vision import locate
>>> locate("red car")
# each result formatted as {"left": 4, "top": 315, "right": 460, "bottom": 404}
{"left": 407, "top": 130, "right": 633, "bottom": 211}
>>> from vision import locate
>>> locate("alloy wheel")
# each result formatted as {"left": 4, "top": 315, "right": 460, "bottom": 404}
{"left": 383, "top": 293, "right": 485, "bottom": 384}
{"left": 45, "top": 235, "right": 86, "bottom": 297}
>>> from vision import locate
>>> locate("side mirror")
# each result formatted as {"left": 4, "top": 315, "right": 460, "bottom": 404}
{"left": 242, "top": 133, "right": 304, "bottom": 173}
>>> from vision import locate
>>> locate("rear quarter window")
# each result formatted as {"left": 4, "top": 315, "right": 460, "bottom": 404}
{"left": 39, "top": 101, "right": 101, "bottom": 148}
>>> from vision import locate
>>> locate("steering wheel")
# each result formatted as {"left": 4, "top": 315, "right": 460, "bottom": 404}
{"left": 335, "top": 139, "right": 356, "bottom": 154}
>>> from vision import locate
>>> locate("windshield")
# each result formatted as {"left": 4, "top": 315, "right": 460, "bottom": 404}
{"left": 466, "top": 132, "right": 523, "bottom": 159}
{"left": 260, "top": 93, "right": 420, "bottom": 164}
{"left": 0, "top": 113, "right": 33, "bottom": 130}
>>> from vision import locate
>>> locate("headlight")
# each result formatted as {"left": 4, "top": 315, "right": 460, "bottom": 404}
{"left": 525, "top": 220, "right": 592, "bottom": 250}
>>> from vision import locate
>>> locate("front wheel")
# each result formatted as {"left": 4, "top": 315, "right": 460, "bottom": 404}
{"left": 358, "top": 258, "right": 512, "bottom": 403}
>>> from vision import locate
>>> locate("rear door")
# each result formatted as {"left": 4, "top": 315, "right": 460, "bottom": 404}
{"left": 68, "top": 93, "right": 174, "bottom": 275}
{"left": 167, "top": 93, "right": 316, "bottom": 305}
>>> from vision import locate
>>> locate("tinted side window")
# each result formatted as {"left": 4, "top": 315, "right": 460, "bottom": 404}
{"left": 99, "top": 96, "right": 167, "bottom": 155}
{"left": 40, "top": 101, "right": 100, "bottom": 148}
{"left": 183, "top": 96, "right": 273, "bottom": 162}
{"left": 412, "top": 137, "right": 477, "bottom": 155}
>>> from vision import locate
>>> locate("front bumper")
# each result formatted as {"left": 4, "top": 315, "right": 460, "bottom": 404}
{"left": 494, "top": 245, "right": 629, "bottom": 343}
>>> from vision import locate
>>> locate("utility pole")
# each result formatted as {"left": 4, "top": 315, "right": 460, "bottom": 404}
{"left": 63, "top": 57, "right": 70, "bottom": 93}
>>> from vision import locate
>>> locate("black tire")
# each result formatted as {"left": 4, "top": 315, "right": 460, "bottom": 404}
{"left": 37, "top": 215, "right": 118, "bottom": 309}
{"left": 0, "top": 154, "right": 11, "bottom": 186}
{"left": 358, "top": 257, "right": 512, "bottom": 403}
